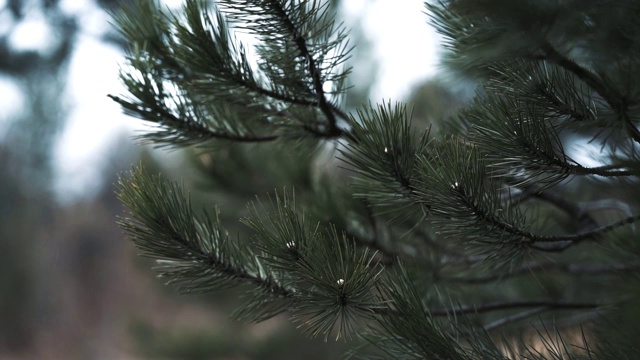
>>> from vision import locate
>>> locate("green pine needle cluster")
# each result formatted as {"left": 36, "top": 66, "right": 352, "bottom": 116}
{"left": 112, "top": 0, "right": 640, "bottom": 358}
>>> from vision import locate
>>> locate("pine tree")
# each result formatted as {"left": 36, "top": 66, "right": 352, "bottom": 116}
{"left": 111, "top": 1, "right": 640, "bottom": 358}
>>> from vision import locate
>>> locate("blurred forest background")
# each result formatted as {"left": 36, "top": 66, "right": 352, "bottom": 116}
{"left": 0, "top": 0, "right": 450, "bottom": 359}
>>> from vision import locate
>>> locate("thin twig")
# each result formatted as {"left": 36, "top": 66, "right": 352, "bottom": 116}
{"left": 429, "top": 300, "right": 600, "bottom": 317}
{"left": 573, "top": 166, "right": 633, "bottom": 177}
{"left": 237, "top": 75, "right": 350, "bottom": 123}
{"left": 375, "top": 300, "right": 600, "bottom": 317}
{"left": 109, "top": 95, "right": 280, "bottom": 143}
{"left": 532, "top": 213, "right": 640, "bottom": 251}
{"left": 348, "top": 230, "right": 402, "bottom": 266}
{"left": 455, "top": 186, "right": 640, "bottom": 246}
{"left": 440, "top": 254, "right": 489, "bottom": 266}
{"left": 347, "top": 204, "right": 417, "bottom": 266}
{"left": 517, "top": 186, "right": 599, "bottom": 234}
{"left": 448, "top": 262, "right": 640, "bottom": 284}
{"left": 484, "top": 307, "right": 548, "bottom": 331}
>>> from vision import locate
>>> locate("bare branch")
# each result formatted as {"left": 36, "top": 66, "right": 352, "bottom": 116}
{"left": 430, "top": 300, "right": 600, "bottom": 317}
{"left": 448, "top": 262, "right": 640, "bottom": 285}
{"left": 484, "top": 307, "right": 548, "bottom": 331}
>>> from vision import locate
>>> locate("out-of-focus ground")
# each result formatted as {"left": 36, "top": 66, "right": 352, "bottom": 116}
{"left": 7, "top": 189, "right": 305, "bottom": 359}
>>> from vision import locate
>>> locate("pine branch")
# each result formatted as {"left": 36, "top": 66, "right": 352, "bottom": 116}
{"left": 263, "top": 0, "right": 339, "bottom": 135}
{"left": 111, "top": 0, "right": 353, "bottom": 148}
{"left": 117, "top": 166, "right": 294, "bottom": 299}
{"left": 182, "top": 0, "right": 352, "bottom": 128}
{"left": 243, "top": 192, "right": 385, "bottom": 340}
{"left": 540, "top": 41, "right": 640, "bottom": 145}
{"left": 111, "top": 1, "right": 640, "bottom": 356}
{"left": 469, "top": 94, "right": 634, "bottom": 189}
{"left": 531, "top": 213, "right": 640, "bottom": 252}
{"left": 487, "top": 59, "right": 601, "bottom": 127}
{"left": 539, "top": 42, "right": 616, "bottom": 110}
{"left": 422, "top": 140, "right": 640, "bottom": 254}
{"left": 418, "top": 140, "right": 539, "bottom": 253}
{"left": 176, "top": 2, "right": 349, "bottom": 123}
{"left": 218, "top": 0, "right": 349, "bottom": 136}
{"left": 456, "top": 184, "right": 640, "bottom": 246}
{"left": 368, "top": 263, "right": 469, "bottom": 360}
{"left": 341, "top": 102, "right": 431, "bottom": 215}
{"left": 108, "top": 94, "right": 279, "bottom": 144}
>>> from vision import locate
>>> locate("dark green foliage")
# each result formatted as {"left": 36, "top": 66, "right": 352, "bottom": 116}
{"left": 118, "top": 167, "right": 290, "bottom": 295}
{"left": 341, "top": 102, "right": 430, "bottom": 217}
{"left": 361, "top": 264, "right": 471, "bottom": 360}
{"left": 112, "top": 0, "right": 640, "bottom": 358}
